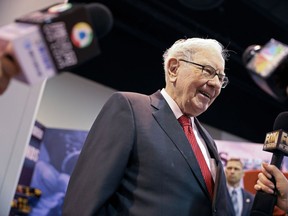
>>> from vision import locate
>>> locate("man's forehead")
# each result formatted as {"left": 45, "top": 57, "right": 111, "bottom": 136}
{"left": 226, "top": 161, "right": 242, "bottom": 167}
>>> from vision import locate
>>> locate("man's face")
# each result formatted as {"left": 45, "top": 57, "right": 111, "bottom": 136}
{"left": 225, "top": 160, "right": 244, "bottom": 186}
{"left": 165, "top": 48, "right": 225, "bottom": 117}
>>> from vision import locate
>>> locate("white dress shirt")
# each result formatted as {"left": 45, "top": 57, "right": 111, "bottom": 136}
{"left": 160, "top": 88, "right": 217, "bottom": 181}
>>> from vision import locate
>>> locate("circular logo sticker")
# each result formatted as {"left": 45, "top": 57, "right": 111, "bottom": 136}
{"left": 71, "top": 22, "right": 93, "bottom": 48}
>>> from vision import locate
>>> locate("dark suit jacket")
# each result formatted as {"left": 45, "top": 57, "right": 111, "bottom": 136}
{"left": 63, "top": 90, "right": 234, "bottom": 216}
{"left": 227, "top": 188, "right": 255, "bottom": 216}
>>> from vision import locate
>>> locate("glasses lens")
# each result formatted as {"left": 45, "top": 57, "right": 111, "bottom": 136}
{"left": 202, "top": 66, "right": 216, "bottom": 79}
{"left": 203, "top": 66, "right": 228, "bottom": 88}
{"left": 180, "top": 59, "right": 229, "bottom": 88}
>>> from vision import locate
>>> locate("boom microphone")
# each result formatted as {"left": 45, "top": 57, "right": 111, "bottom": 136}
{"left": 250, "top": 111, "right": 288, "bottom": 216}
{"left": 0, "top": 2, "right": 113, "bottom": 85}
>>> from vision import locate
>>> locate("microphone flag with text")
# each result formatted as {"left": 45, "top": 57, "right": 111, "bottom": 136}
{"left": 0, "top": 2, "right": 113, "bottom": 85}
{"left": 250, "top": 111, "right": 288, "bottom": 216}
{"left": 243, "top": 39, "right": 288, "bottom": 102}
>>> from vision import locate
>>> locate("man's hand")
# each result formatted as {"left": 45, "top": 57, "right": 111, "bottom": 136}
{"left": 0, "top": 51, "right": 20, "bottom": 95}
{"left": 254, "top": 163, "right": 288, "bottom": 212}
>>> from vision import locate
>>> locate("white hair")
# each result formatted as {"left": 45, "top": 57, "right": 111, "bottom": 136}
{"left": 162, "top": 38, "right": 229, "bottom": 77}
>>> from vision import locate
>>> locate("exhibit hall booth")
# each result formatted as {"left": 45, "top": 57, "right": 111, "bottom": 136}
{"left": 0, "top": 70, "right": 117, "bottom": 216}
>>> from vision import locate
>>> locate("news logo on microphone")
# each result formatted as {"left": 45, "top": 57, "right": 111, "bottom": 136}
{"left": 16, "top": 3, "right": 101, "bottom": 70}
{"left": 263, "top": 129, "right": 288, "bottom": 154}
{"left": 243, "top": 39, "right": 288, "bottom": 102}
{"left": 71, "top": 22, "right": 93, "bottom": 48}
{"left": 0, "top": 2, "right": 113, "bottom": 85}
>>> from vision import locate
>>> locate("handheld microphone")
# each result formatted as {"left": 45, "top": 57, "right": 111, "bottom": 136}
{"left": 0, "top": 2, "right": 113, "bottom": 85}
{"left": 243, "top": 39, "right": 288, "bottom": 102}
{"left": 250, "top": 111, "right": 288, "bottom": 216}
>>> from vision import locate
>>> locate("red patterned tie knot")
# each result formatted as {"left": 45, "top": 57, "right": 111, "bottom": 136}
{"left": 178, "top": 115, "right": 191, "bottom": 127}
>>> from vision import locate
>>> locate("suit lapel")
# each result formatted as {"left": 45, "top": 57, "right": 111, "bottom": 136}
{"left": 194, "top": 118, "right": 227, "bottom": 205}
{"left": 241, "top": 189, "right": 247, "bottom": 216}
{"left": 241, "top": 189, "right": 253, "bottom": 216}
{"left": 194, "top": 118, "right": 220, "bottom": 163}
{"left": 150, "top": 91, "right": 209, "bottom": 197}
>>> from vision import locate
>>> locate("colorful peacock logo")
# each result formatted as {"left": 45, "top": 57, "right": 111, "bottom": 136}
{"left": 71, "top": 22, "right": 93, "bottom": 48}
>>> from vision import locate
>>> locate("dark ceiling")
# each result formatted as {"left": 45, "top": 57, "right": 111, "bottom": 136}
{"left": 70, "top": 0, "right": 288, "bottom": 143}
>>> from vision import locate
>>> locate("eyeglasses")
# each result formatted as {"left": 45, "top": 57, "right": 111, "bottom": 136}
{"left": 178, "top": 59, "right": 229, "bottom": 88}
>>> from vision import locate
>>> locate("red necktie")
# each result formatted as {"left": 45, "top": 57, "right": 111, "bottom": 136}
{"left": 178, "top": 115, "right": 214, "bottom": 199}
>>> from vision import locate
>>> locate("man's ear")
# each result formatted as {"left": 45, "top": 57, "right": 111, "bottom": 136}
{"left": 167, "top": 58, "right": 179, "bottom": 81}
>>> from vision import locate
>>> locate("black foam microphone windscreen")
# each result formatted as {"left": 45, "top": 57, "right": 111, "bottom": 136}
{"left": 86, "top": 3, "right": 113, "bottom": 39}
{"left": 273, "top": 112, "right": 288, "bottom": 131}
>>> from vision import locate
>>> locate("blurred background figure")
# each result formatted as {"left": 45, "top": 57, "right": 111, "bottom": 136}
{"left": 29, "top": 129, "right": 87, "bottom": 216}
{"left": 225, "top": 158, "right": 254, "bottom": 216}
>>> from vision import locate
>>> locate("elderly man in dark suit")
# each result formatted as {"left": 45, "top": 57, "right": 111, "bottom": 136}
{"left": 62, "top": 37, "right": 234, "bottom": 216}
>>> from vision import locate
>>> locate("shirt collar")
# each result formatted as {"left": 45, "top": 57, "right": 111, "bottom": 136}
{"left": 227, "top": 184, "right": 241, "bottom": 194}
{"left": 160, "top": 88, "right": 195, "bottom": 125}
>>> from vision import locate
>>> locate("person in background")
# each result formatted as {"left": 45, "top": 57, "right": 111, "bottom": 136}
{"left": 62, "top": 37, "right": 235, "bottom": 216}
{"left": 225, "top": 158, "right": 255, "bottom": 216}
{"left": 254, "top": 162, "right": 288, "bottom": 213}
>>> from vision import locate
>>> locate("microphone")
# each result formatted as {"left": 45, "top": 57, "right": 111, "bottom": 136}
{"left": 242, "top": 39, "right": 288, "bottom": 102}
{"left": 250, "top": 111, "right": 288, "bottom": 216}
{"left": 0, "top": 2, "right": 113, "bottom": 85}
